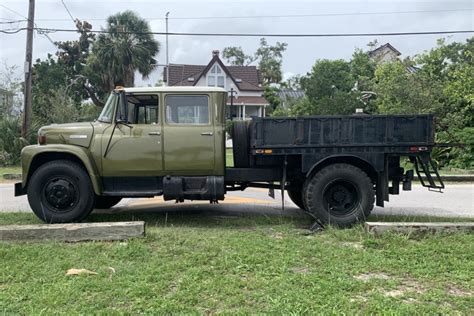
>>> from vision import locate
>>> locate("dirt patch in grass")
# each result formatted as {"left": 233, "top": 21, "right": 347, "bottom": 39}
{"left": 383, "top": 282, "right": 425, "bottom": 298}
{"left": 289, "top": 267, "right": 310, "bottom": 274}
{"left": 341, "top": 241, "right": 364, "bottom": 249}
{"left": 354, "top": 273, "right": 427, "bottom": 298}
{"left": 383, "top": 279, "right": 426, "bottom": 298}
{"left": 354, "top": 272, "right": 391, "bottom": 281}
{"left": 445, "top": 284, "right": 473, "bottom": 297}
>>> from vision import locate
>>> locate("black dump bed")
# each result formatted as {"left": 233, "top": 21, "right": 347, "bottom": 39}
{"left": 249, "top": 114, "right": 435, "bottom": 150}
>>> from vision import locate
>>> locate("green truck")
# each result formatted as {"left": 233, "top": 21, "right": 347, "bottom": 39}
{"left": 15, "top": 86, "right": 444, "bottom": 227}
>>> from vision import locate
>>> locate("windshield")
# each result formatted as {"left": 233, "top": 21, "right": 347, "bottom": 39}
{"left": 97, "top": 93, "right": 118, "bottom": 123}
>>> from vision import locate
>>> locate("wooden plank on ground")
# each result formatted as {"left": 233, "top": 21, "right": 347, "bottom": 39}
{"left": 0, "top": 221, "right": 145, "bottom": 242}
{"left": 365, "top": 222, "right": 474, "bottom": 236}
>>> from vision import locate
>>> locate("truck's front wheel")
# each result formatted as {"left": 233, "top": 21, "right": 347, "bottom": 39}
{"left": 27, "top": 160, "right": 95, "bottom": 223}
{"left": 303, "top": 164, "right": 374, "bottom": 228}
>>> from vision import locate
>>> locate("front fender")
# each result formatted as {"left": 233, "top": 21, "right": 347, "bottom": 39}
{"left": 21, "top": 144, "right": 102, "bottom": 195}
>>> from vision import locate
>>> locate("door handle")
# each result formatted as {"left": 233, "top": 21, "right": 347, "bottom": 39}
{"left": 200, "top": 132, "right": 213, "bottom": 136}
{"left": 148, "top": 132, "right": 161, "bottom": 136}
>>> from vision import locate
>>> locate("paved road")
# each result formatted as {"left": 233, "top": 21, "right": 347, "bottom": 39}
{"left": 0, "top": 182, "right": 472, "bottom": 218}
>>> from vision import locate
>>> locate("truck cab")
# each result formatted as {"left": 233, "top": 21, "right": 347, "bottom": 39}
{"left": 17, "top": 87, "right": 228, "bottom": 223}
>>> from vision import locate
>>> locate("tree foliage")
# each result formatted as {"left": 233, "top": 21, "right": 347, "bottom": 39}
{"left": 223, "top": 38, "right": 287, "bottom": 84}
{"left": 0, "top": 63, "right": 22, "bottom": 118}
{"left": 91, "top": 11, "right": 160, "bottom": 92}
{"left": 222, "top": 47, "right": 255, "bottom": 66}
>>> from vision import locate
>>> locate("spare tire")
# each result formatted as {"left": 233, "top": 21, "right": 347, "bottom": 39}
{"left": 232, "top": 121, "right": 250, "bottom": 167}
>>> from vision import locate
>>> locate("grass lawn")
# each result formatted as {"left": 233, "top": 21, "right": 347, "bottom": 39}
{"left": 226, "top": 148, "right": 233, "bottom": 167}
{"left": 0, "top": 166, "right": 21, "bottom": 182}
{"left": 1, "top": 211, "right": 473, "bottom": 314}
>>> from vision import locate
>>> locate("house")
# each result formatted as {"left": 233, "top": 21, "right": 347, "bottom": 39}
{"left": 164, "top": 50, "right": 269, "bottom": 119}
{"left": 368, "top": 43, "right": 401, "bottom": 63}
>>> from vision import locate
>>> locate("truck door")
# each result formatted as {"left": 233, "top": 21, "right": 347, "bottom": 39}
{"left": 163, "top": 94, "right": 215, "bottom": 173}
{"left": 101, "top": 93, "right": 163, "bottom": 176}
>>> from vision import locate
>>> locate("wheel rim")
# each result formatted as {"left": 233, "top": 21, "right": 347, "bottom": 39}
{"left": 323, "top": 179, "right": 360, "bottom": 216}
{"left": 42, "top": 176, "right": 79, "bottom": 213}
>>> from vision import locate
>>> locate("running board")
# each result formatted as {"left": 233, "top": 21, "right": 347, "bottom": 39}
{"left": 102, "top": 191, "right": 162, "bottom": 197}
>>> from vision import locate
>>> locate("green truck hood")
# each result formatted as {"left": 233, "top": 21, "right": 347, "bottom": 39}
{"left": 39, "top": 122, "right": 95, "bottom": 148}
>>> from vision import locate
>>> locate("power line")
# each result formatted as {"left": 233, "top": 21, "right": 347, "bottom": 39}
{"left": 0, "top": 4, "right": 31, "bottom": 21}
{"left": 60, "top": 0, "right": 76, "bottom": 24}
{"left": 2, "top": 27, "right": 472, "bottom": 38}
{"left": 12, "top": 27, "right": 474, "bottom": 37}
{"left": 32, "top": 8, "right": 474, "bottom": 22}
{"left": 0, "top": 3, "right": 56, "bottom": 46}
{"left": 0, "top": 28, "right": 24, "bottom": 34}
{"left": 0, "top": 19, "right": 27, "bottom": 24}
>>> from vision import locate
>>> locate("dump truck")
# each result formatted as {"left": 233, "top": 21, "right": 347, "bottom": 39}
{"left": 15, "top": 86, "right": 444, "bottom": 227}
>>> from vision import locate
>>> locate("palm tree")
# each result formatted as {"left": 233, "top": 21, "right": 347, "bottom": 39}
{"left": 92, "top": 11, "right": 160, "bottom": 91}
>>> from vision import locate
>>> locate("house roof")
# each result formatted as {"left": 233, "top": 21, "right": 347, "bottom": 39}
{"left": 227, "top": 96, "right": 269, "bottom": 105}
{"left": 277, "top": 89, "right": 305, "bottom": 100}
{"left": 368, "top": 43, "right": 401, "bottom": 57}
{"left": 165, "top": 51, "right": 263, "bottom": 92}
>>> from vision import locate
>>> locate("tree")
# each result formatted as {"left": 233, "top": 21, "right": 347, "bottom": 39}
{"left": 373, "top": 61, "right": 443, "bottom": 115}
{"left": 222, "top": 47, "right": 255, "bottom": 66}
{"left": 223, "top": 38, "right": 287, "bottom": 84}
{"left": 302, "top": 59, "right": 354, "bottom": 101}
{"left": 350, "top": 49, "right": 376, "bottom": 91}
{"left": 263, "top": 85, "right": 281, "bottom": 111}
{"left": 255, "top": 38, "right": 287, "bottom": 84}
{"left": 55, "top": 20, "right": 103, "bottom": 105}
{"left": 280, "top": 75, "right": 303, "bottom": 90}
{"left": 90, "top": 11, "right": 160, "bottom": 94}
{"left": 0, "top": 63, "right": 22, "bottom": 118}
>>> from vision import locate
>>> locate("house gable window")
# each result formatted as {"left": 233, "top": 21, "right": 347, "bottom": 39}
{"left": 207, "top": 64, "right": 225, "bottom": 88}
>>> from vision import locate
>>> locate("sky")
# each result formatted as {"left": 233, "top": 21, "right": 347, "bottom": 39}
{"left": 0, "top": 0, "right": 473, "bottom": 86}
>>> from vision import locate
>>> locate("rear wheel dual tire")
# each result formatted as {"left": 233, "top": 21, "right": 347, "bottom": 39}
{"left": 303, "top": 163, "right": 374, "bottom": 228}
{"left": 27, "top": 160, "right": 95, "bottom": 223}
{"left": 232, "top": 121, "right": 250, "bottom": 168}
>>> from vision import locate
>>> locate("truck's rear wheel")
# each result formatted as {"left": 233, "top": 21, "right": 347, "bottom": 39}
{"left": 94, "top": 196, "right": 122, "bottom": 209}
{"left": 303, "top": 163, "right": 374, "bottom": 228}
{"left": 27, "top": 160, "right": 95, "bottom": 223}
{"left": 287, "top": 184, "right": 306, "bottom": 210}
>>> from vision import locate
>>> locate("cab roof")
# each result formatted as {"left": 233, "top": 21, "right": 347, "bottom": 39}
{"left": 122, "top": 86, "right": 227, "bottom": 93}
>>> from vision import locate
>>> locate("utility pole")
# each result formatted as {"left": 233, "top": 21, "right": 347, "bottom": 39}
{"left": 22, "top": 0, "right": 35, "bottom": 139}
{"left": 165, "top": 12, "right": 170, "bottom": 86}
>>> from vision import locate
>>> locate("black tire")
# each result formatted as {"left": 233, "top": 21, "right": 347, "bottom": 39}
{"left": 94, "top": 196, "right": 122, "bottom": 209}
{"left": 27, "top": 160, "right": 95, "bottom": 223}
{"left": 303, "top": 163, "right": 374, "bottom": 228}
{"left": 287, "top": 184, "right": 306, "bottom": 210}
{"left": 232, "top": 121, "right": 250, "bottom": 167}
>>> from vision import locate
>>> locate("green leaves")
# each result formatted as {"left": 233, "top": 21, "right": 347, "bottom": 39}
{"left": 91, "top": 10, "right": 160, "bottom": 90}
{"left": 223, "top": 38, "right": 287, "bottom": 84}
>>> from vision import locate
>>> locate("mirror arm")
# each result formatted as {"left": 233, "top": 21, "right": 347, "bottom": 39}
{"left": 103, "top": 122, "right": 118, "bottom": 158}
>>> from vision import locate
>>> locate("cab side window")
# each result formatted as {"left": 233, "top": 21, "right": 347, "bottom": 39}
{"left": 126, "top": 94, "right": 159, "bottom": 124}
{"left": 165, "top": 95, "right": 209, "bottom": 125}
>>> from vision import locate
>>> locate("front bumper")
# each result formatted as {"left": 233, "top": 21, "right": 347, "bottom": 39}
{"left": 14, "top": 182, "right": 26, "bottom": 196}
